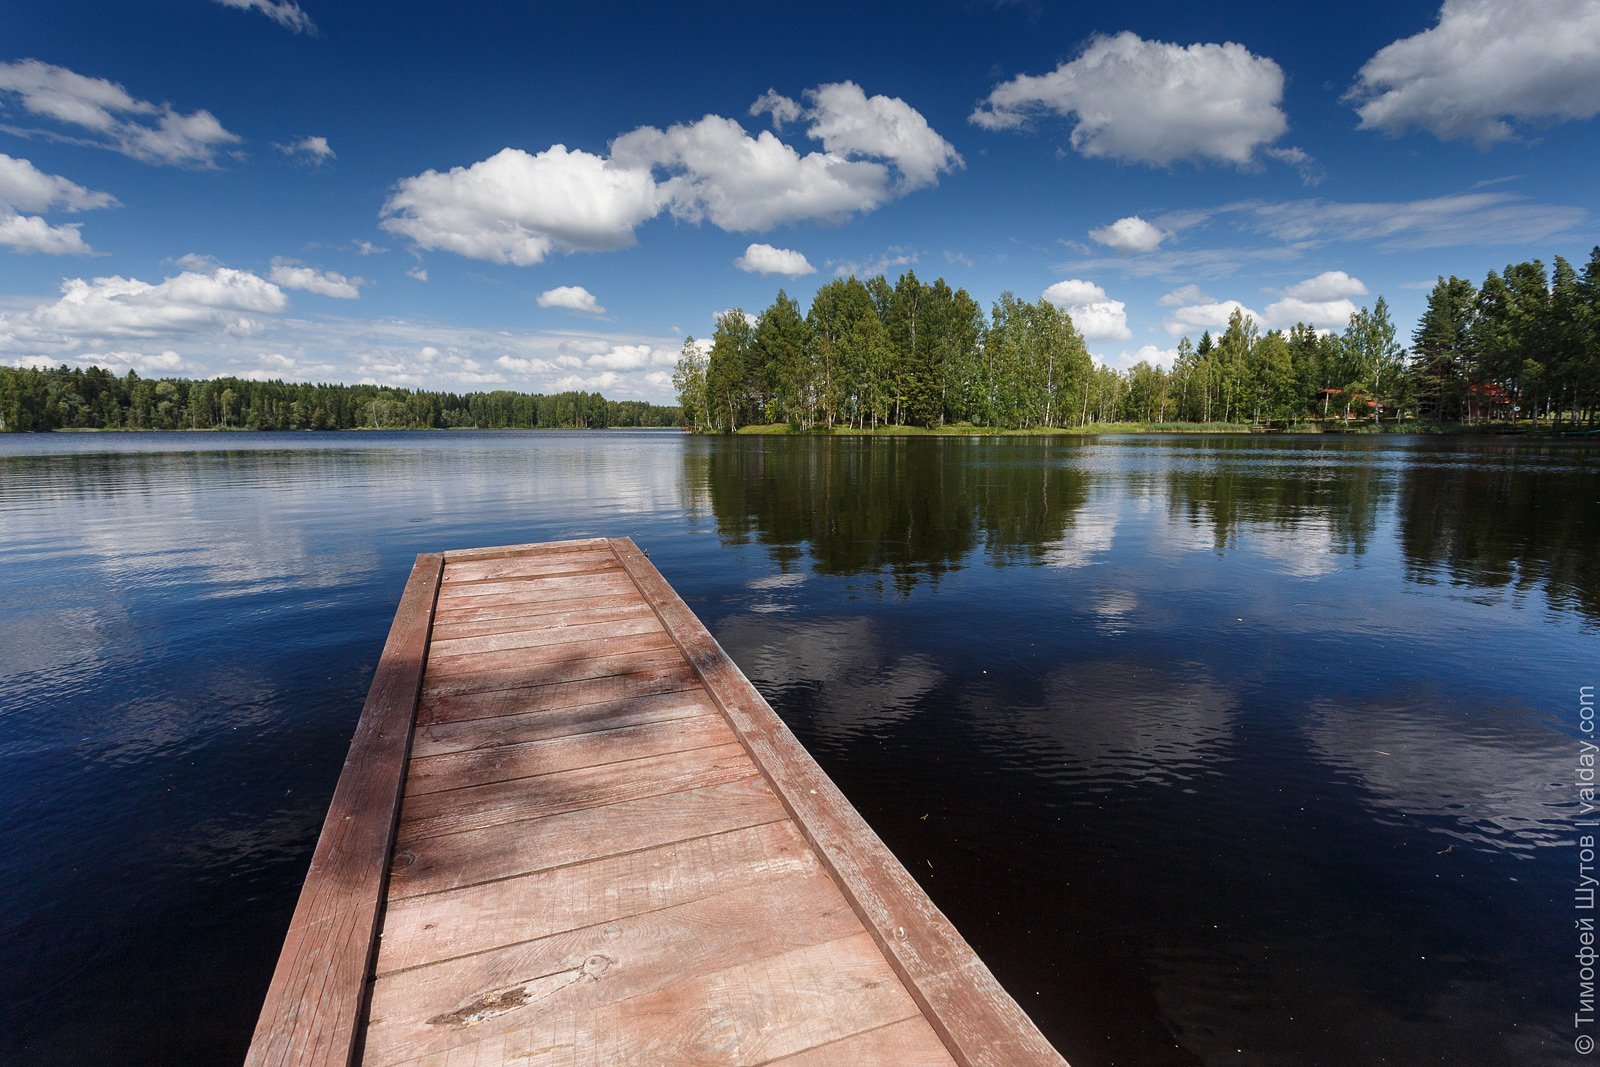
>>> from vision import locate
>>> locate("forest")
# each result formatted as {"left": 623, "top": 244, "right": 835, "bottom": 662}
{"left": 673, "top": 248, "right": 1600, "bottom": 431}
{"left": 0, "top": 366, "right": 680, "bottom": 432}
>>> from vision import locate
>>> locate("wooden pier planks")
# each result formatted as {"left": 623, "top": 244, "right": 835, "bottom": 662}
{"left": 247, "top": 538, "right": 1066, "bottom": 1067}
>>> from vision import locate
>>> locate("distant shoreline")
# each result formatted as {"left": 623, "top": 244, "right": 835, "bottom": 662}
{"left": 707, "top": 421, "right": 1599, "bottom": 438}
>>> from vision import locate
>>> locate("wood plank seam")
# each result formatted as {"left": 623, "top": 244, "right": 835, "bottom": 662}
{"left": 372, "top": 820, "right": 829, "bottom": 979}
{"left": 385, "top": 781, "right": 784, "bottom": 903}
{"left": 401, "top": 726, "right": 742, "bottom": 799}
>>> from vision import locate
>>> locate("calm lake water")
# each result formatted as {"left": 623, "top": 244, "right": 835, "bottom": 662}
{"left": 0, "top": 430, "right": 1595, "bottom": 1065}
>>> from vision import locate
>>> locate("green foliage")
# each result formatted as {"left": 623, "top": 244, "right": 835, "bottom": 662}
{"left": 0, "top": 366, "right": 679, "bottom": 433}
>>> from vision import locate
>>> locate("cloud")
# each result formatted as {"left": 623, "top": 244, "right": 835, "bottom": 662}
{"left": 749, "top": 89, "right": 802, "bottom": 128}
{"left": 1067, "top": 189, "right": 1585, "bottom": 282}
{"left": 212, "top": 0, "right": 316, "bottom": 34}
{"left": 1236, "top": 191, "right": 1582, "bottom": 250}
{"left": 0, "top": 154, "right": 116, "bottom": 214}
{"left": 1088, "top": 215, "right": 1166, "bottom": 253}
{"left": 275, "top": 135, "right": 333, "bottom": 165}
{"left": 1264, "top": 145, "right": 1322, "bottom": 184}
{"left": 405, "top": 265, "right": 427, "bottom": 281}
{"left": 268, "top": 258, "right": 363, "bottom": 299}
{"left": 1108, "top": 343, "right": 1181, "bottom": 371}
{"left": 1347, "top": 0, "right": 1600, "bottom": 146}
{"left": 0, "top": 59, "right": 240, "bottom": 167}
{"left": 830, "top": 245, "right": 918, "bottom": 278}
{"left": 1163, "top": 299, "right": 1261, "bottom": 336}
{"left": 1159, "top": 284, "right": 1212, "bottom": 307}
{"left": 380, "top": 145, "right": 662, "bottom": 265}
{"left": 23, "top": 267, "right": 288, "bottom": 339}
{"left": 971, "top": 31, "right": 1290, "bottom": 166}
{"left": 733, "top": 242, "right": 815, "bottom": 276}
{"left": 1264, "top": 273, "right": 1366, "bottom": 332}
{"left": 611, "top": 115, "right": 890, "bottom": 231}
{"left": 537, "top": 285, "right": 605, "bottom": 314}
{"left": 584, "top": 343, "right": 660, "bottom": 370}
{"left": 1283, "top": 270, "right": 1367, "bottom": 301}
{"left": 1262, "top": 298, "right": 1358, "bottom": 331}
{"left": 1042, "top": 279, "right": 1131, "bottom": 341}
{"left": 800, "top": 81, "right": 962, "bottom": 188}
{"left": 15, "top": 348, "right": 195, "bottom": 375}
{"left": 385, "top": 83, "right": 957, "bottom": 266}
{"left": 0, "top": 213, "right": 93, "bottom": 255}
{"left": 0, "top": 154, "right": 117, "bottom": 255}
{"left": 0, "top": 283, "right": 686, "bottom": 401}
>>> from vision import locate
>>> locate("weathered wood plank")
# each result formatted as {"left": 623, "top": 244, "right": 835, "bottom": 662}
{"left": 375, "top": 821, "right": 816, "bottom": 975}
{"left": 610, "top": 537, "right": 1065, "bottom": 1067}
{"left": 412, "top": 688, "right": 717, "bottom": 759}
{"left": 245, "top": 553, "right": 443, "bottom": 1067}
{"left": 396, "top": 742, "right": 754, "bottom": 841}
{"left": 416, "top": 664, "right": 701, "bottom": 727}
{"left": 430, "top": 575, "right": 637, "bottom": 615}
{"left": 435, "top": 568, "right": 625, "bottom": 604}
{"left": 428, "top": 614, "right": 665, "bottom": 660}
{"left": 362, "top": 868, "right": 865, "bottom": 1066}
{"left": 428, "top": 600, "right": 655, "bottom": 643}
{"left": 440, "top": 538, "right": 612, "bottom": 564}
{"left": 420, "top": 627, "right": 674, "bottom": 681}
{"left": 387, "top": 776, "right": 783, "bottom": 900}
{"left": 403, "top": 714, "right": 736, "bottom": 797}
{"left": 419, "top": 644, "right": 683, "bottom": 700}
{"left": 379, "top": 932, "right": 924, "bottom": 1067}
{"left": 439, "top": 549, "right": 619, "bottom": 586}
{"left": 765, "top": 1016, "right": 957, "bottom": 1065}
{"left": 428, "top": 585, "right": 633, "bottom": 627}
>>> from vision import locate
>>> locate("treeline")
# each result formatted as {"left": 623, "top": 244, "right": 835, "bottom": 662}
{"left": 1410, "top": 252, "right": 1600, "bottom": 422}
{"left": 675, "top": 250, "right": 1600, "bottom": 430}
{"left": 0, "top": 365, "right": 680, "bottom": 432}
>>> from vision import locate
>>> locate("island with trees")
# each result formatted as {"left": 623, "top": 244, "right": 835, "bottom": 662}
{"left": 674, "top": 248, "right": 1600, "bottom": 433}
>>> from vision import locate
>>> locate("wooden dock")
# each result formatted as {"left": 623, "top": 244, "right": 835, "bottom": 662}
{"left": 247, "top": 538, "right": 1066, "bottom": 1066}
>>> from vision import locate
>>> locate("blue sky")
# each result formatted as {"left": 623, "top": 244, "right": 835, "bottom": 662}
{"left": 1, "top": 0, "right": 1596, "bottom": 401}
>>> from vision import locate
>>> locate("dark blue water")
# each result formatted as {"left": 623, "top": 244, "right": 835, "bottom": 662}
{"left": 0, "top": 431, "right": 1593, "bottom": 1065}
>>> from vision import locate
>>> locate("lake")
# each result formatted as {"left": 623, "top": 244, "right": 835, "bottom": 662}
{"left": 0, "top": 430, "right": 1594, "bottom": 1065}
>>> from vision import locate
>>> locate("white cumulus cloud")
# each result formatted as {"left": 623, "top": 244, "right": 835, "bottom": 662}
{"left": 1263, "top": 297, "right": 1360, "bottom": 330}
{"left": 27, "top": 267, "right": 288, "bottom": 339}
{"left": 1089, "top": 215, "right": 1166, "bottom": 253}
{"left": 1263, "top": 273, "right": 1367, "bottom": 329}
{"left": 0, "top": 214, "right": 92, "bottom": 255}
{"left": 734, "top": 242, "right": 815, "bottom": 276}
{"left": 385, "top": 84, "right": 957, "bottom": 265}
{"left": 971, "top": 32, "right": 1290, "bottom": 167}
{"left": 212, "top": 0, "right": 316, "bottom": 34}
{"left": 0, "top": 154, "right": 117, "bottom": 255}
{"left": 381, "top": 145, "right": 662, "bottom": 266}
{"left": 1348, "top": 0, "right": 1600, "bottom": 146}
{"left": 1284, "top": 270, "right": 1368, "bottom": 302}
{"left": 1107, "top": 343, "right": 1182, "bottom": 372}
{"left": 1042, "top": 279, "right": 1131, "bottom": 341}
{"left": 801, "top": 81, "right": 963, "bottom": 189}
{"left": 537, "top": 285, "right": 606, "bottom": 314}
{"left": 268, "top": 258, "right": 363, "bottom": 299}
{"left": 1163, "top": 299, "right": 1262, "bottom": 337}
{"left": 0, "top": 59, "right": 241, "bottom": 167}
{"left": 1159, "top": 284, "right": 1212, "bottom": 307}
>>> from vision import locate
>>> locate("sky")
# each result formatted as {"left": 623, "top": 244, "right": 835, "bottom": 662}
{"left": 1, "top": 0, "right": 1597, "bottom": 402}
